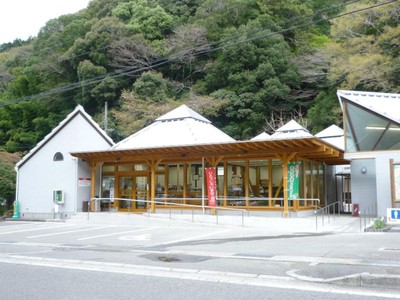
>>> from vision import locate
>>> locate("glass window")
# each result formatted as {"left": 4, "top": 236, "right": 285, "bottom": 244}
{"left": 53, "top": 152, "right": 64, "bottom": 161}
{"left": 135, "top": 164, "right": 148, "bottom": 171}
{"left": 102, "top": 176, "right": 115, "bottom": 198}
{"left": 102, "top": 165, "right": 115, "bottom": 172}
{"left": 345, "top": 102, "right": 400, "bottom": 151}
{"left": 118, "top": 165, "right": 132, "bottom": 171}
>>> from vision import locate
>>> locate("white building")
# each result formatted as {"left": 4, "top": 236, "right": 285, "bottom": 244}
{"left": 15, "top": 105, "right": 114, "bottom": 219}
{"left": 337, "top": 90, "right": 400, "bottom": 217}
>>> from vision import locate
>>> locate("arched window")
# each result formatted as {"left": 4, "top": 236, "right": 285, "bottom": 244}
{"left": 53, "top": 152, "right": 64, "bottom": 161}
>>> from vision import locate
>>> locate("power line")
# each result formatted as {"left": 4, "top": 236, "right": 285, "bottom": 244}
{"left": 0, "top": 0, "right": 365, "bottom": 100}
{"left": 0, "top": 0, "right": 397, "bottom": 109}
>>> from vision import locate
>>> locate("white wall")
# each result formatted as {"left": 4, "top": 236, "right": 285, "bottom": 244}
{"left": 350, "top": 159, "right": 376, "bottom": 214}
{"left": 17, "top": 112, "right": 112, "bottom": 218}
{"left": 346, "top": 151, "right": 400, "bottom": 217}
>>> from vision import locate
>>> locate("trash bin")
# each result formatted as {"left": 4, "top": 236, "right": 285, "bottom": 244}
{"left": 82, "top": 201, "right": 88, "bottom": 212}
{"left": 353, "top": 203, "right": 359, "bottom": 217}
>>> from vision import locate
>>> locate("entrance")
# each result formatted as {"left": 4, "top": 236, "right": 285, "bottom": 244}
{"left": 116, "top": 174, "right": 149, "bottom": 211}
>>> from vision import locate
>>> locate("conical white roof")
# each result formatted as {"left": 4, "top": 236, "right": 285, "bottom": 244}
{"left": 113, "top": 104, "right": 235, "bottom": 150}
{"left": 316, "top": 125, "right": 344, "bottom": 150}
{"left": 251, "top": 132, "right": 271, "bottom": 141}
{"left": 271, "top": 120, "right": 313, "bottom": 139}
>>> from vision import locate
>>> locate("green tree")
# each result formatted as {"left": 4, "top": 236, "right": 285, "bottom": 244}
{"left": 112, "top": 0, "right": 177, "bottom": 40}
{"left": 327, "top": 1, "right": 400, "bottom": 92}
{"left": 0, "top": 160, "right": 16, "bottom": 206}
{"left": 307, "top": 91, "right": 342, "bottom": 134}
{"left": 132, "top": 71, "right": 172, "bottom": 103}
{"left": 198, "top": 17, "right": 300, "bottom": 139}
{"left": 77, "top": 60, "right": 107, "bottom": 111}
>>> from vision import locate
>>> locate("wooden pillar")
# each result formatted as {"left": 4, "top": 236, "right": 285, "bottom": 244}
{"left": 245, "top": 160, "right": 250, "bottom": 207}
{"left": 149, "top": 159, "right": 161, "bottom": 213}
{"left": 276, "top": 153, "right": 297, "bottom": 218}
{"left": 390, "top": 159, "right": 396, "bottom": 208}
{"left": 268, "top": 159, "right": 273, "bottom": 207}
{"left": 310, "top": 162, "right": 314, "bottom": 199}
{"left": 165, "top": 165, "right": 169, "bottom": 204}
{"left": 302, "top": 160, "right": 307, "bottom": 200}
{"left": 282, "top": 154, "right": 289, "bottom": 218}
{"left": 223, "top": 161, "right": 228, "bottom": 207}
{"left": 183, "top": 163, "right": 188, "bottom": 204}
{"left": 89, "top": 162, "right": 100, "bottom": 212}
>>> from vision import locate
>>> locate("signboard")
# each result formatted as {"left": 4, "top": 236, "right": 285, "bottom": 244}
{"left": 388, "top": 208, "right": 400, "bottom": 223}
{"left": 205, "top": 167, "right": 217, "bottom": 207}
{"left": 288, "top": 162, "right": 300, "bottom": 199}
{"left": 78, "top": 177, "right": 91, "bottom": 187}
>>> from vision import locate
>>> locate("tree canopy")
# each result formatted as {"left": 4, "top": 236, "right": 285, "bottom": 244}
{"left": 0, "top": 0, "right": 399, "bottom": 152}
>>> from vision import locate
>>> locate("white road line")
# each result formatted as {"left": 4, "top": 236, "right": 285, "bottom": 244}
{"left": 27, "top": 225, "right": 116, "bottom": 239}
{"left": 0, "top": 222, "right": 39, "bottom": 229}
{"left": 159, "top": 229, "right": 231, "bottom": 245}
{"left": 0, "top": 224, "right": 75, "bottom": 235}
{"left": 77, "top": 227, "right": 159, "bottom": 241}
{"left": 0, "top": 255, "right": 398, "bottom": 299}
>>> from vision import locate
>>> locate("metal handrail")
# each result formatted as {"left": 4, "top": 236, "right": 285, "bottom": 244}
{"left": 315, "top": 200, "right": 341, "bottom": 231}
{"left": 88, "top": 197, "right": 248, "bottom": 227}
{"left": 359, "top": 203, "right": 377, "bottom": 232}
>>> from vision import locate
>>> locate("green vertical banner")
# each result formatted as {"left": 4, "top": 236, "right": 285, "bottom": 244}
{"left": 288, "top": 162, "right": 300, "bottom": 199}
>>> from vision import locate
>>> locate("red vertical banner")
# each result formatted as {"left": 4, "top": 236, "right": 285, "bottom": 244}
{"left": 205, "top": 167, "right": 217, "bottom": 207}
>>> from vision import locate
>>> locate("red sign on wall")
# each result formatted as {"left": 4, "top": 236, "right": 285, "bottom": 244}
{"left": 205, "top": 167, "right": 217, "bottom": 207}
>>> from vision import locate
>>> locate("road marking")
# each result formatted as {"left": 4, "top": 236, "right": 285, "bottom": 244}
{"left": 27, "top": 225, "right": 116, "bottom": 239}
{"left": 77, "top": 227, "right": 158, "bottom": 241}
{"left": 0, "top": 222, "right": 40, "bottom": 229}
{"left": 0, "top": 255, "right": 398, "bottom": 299}
{"left": 0, "top": 223, "right": 75, "bottom": 235}
{"left": 119, "top": 234, "right": 152, "bottom": 241}
{"left": 0, "top": 241, "right": 93, "bottom": 249}
{"left": 158, "top": 229, "right": 231, "bottom": 245}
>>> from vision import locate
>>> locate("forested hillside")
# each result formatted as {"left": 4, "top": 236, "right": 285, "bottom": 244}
{"left": 0, "top": 0, "right": 399, "bottom": 155}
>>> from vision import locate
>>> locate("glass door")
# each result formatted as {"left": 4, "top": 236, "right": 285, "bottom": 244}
{"left": 118, "top": 176, "right": 133, "bottom": 210}
{"left": 135, "top": 175, "right": 149, "bottom": 209}
{"left": 116, "top": 175, "right": 149, "bottom": 211}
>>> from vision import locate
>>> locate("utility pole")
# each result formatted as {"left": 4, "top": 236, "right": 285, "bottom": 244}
{"left": 104, "top": 102, "right": 108, "bottom": 132}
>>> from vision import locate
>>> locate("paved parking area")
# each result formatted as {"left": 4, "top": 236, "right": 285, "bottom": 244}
{"left": 0, "top": 221, "right": 231, "bottom": 248}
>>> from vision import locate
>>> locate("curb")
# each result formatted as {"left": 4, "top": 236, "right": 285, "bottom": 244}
{"left": 287, "top": 269, "right": 400, "bottom": 290}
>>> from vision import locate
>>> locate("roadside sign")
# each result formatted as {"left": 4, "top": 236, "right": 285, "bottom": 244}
{"left": 387, "top": 208, "right": 400, "bottom": 223}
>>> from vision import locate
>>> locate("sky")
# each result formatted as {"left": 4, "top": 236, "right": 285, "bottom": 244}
{"left": 0, "top": 0, "right": 91, "bottom": 44}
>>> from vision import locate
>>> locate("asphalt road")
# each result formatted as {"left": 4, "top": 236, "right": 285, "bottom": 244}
{"left": 0, "top": 220, "right": 400, "bottom": 299}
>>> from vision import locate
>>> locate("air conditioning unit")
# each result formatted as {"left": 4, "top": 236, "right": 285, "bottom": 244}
{"left": 53, "top": 190, "right": 65, "bottom": 205}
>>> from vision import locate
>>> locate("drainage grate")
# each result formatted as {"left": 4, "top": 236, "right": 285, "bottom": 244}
{"left": 158, "top": 256, "right": 181, "bottom": 262}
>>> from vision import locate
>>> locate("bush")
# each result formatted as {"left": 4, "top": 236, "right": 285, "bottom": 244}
{"left": 372, "top": 218, "right": 386, "bottom": 230}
